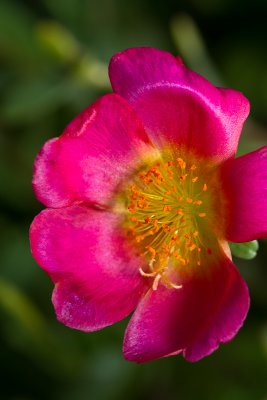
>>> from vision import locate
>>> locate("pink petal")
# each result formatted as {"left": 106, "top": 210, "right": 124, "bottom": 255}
{"left": 222, "top": 146, "right": 267, "bottom": 242}
{"left": 109, "top": 47, "right": 250, "bottom": 162}
{"left": 123, "top": 248, "right": 249, "bottom": 363}
{"left": 30, "top": 205, "right": 149, "bottom": 331}
{"left": 33, "top": 93, "right": 151, "bottom": 208}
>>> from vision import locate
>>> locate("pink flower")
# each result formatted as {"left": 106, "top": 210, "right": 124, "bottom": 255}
{"left": 30, "top": 47, "right": 267, "bottom": 363}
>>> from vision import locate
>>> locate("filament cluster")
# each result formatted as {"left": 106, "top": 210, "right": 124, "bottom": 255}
{"left": 125, "top": 155, "right": 213, "bottom": 290}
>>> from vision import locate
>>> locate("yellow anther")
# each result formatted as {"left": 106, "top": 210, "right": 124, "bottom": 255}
{"left": 192, "top": 176, "right": 199, "bottom": 183}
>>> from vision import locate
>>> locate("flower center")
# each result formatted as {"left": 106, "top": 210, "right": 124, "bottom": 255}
{"left": 123, "top": 151, "right": 220, "bottom": 290}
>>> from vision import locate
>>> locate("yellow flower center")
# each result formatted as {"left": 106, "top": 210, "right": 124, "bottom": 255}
{"left": 122, "top": 149, "right": 222, "bottom": 290}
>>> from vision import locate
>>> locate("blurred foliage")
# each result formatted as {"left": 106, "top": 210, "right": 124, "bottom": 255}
{"left": 0, "top": 0, "right": 267, "bottom": 399}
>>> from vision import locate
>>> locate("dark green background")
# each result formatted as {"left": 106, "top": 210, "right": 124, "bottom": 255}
{"left": 0, "top": 0, "right": 267, "bottom": 399}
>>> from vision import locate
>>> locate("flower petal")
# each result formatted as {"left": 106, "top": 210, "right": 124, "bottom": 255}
{"left": 222, "top": 146, "right": 267, "bottom": 242}
{"left": 30, "top": 205, "right": 149, "bottom": 331}
{"left": 109, "top": 47, "right": 249, "bottom": 162}
{"left": 123, "top": 248, "right": 249, "bottom": 363}
{"left": 33, "top": 93, "right": 151, "bottom": 208}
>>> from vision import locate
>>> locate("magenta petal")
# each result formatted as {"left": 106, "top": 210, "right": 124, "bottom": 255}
{"left": 33, "top": 93, "right": 150, "bottom": 208}
{"left": 123, "top": 252, "right": 249, "bottom": 363}
{"left": 109, "top": 47, "right": 249, "bottom": 161}
{"left": 223, "top": 146, "right": 267, "bottom": 242}
{"left": 30, "top": 205, "right": 148, "bottom": 331}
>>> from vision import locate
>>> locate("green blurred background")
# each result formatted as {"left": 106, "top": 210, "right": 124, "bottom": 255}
{"left": 1, "top": 0, "right": 267, "bottom": 399}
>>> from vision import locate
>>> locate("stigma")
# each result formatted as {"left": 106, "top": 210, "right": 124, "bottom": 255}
{"left": 124, "top": 151, "right": 216, "bottom": 290}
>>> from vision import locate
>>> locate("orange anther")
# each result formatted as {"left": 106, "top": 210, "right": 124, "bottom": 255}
{"left": 190, "top": 164, "right": 197, "bottom": 170}
{"left": 186, "top": 198, "right": 193, "bottom": 203}
{"left": 137, "top": 200, "right": 148, "bottom": 209}
{"left": 128, "top": 204, "right": 136, "bottom": 213}
{"left": 189, "top": 244, "right": 197, "bottom": 251}
{"left": 203, "top": 183, "right": 208, "bottom": 192}
{"left": 162, "top": 224, "right": 170, "bottom": 232}
{"left": 136, "top": 235, "right": 144, "bottom": 242}
{"left": 192, "top": 176, "right": 199, "bottom": 183}
{"left": 194, "top": 200, "right": 203, "bottom": 205}
{"left": 177, "top": 158, "right": 186, "bottom": 169}
{"left": 163, "top": 205, "right": 172, "bottom": 212}
{"left": 144, "top": 216, "right": 152, "bottom": 224}
{"left": 198, "top": 213, "right": 206, "bottom": 218}
{"left": 146, "top": 246, "right": 156, "bottom": 258}
{"left": 193, "top": 230, "right": 199, "bottom": 237}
